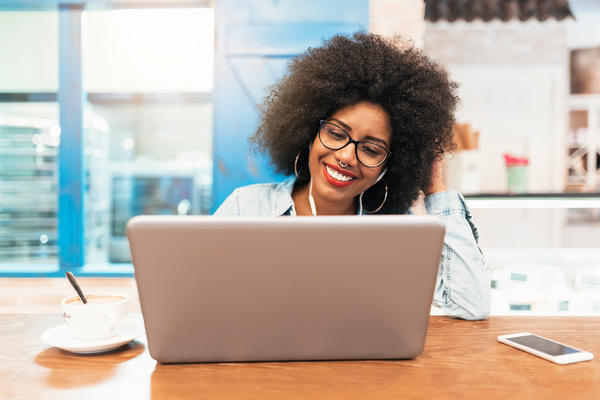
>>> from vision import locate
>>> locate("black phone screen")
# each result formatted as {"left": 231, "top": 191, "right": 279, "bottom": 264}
{"left": 506, "top": 335, "right": 580, "bottom": 356}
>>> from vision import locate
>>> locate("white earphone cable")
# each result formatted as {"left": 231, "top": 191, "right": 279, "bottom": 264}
{"left": 308, "top": 178, "right": 318, "bottom": 216}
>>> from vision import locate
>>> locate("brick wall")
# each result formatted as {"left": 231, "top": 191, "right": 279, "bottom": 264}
{"left": 424, "top": 21, "right": 568, "bottom": 64}
{"left": 424, "top": 21, "right": 569, "bottom": 193}
{"left": 370, "top": 0, "right": 425, "bottom": 47}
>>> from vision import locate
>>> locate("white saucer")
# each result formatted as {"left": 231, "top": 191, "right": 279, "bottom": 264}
{"left": 41, "top": 313, "right": 146, "bottom": 354}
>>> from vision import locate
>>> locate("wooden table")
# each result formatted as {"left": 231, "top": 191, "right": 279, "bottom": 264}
{"left": 2, "top": 315, "right": 599, "bottom": 399}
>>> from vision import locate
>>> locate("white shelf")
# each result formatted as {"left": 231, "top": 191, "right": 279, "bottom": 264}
{"left": 466, "top": 198, "right": 600, "bottom": 209}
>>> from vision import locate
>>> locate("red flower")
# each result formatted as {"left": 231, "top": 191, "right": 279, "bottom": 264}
{"left": 503, "top": 153, "right": 528, "bottom": 167}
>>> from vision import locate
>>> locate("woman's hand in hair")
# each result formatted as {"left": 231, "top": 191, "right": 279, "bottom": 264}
{"left": 425, "top": 158, "right": 447, "bottom": 196}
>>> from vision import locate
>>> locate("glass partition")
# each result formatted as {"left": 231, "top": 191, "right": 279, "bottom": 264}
{"left": 469, "top": 200, "right": 600, "bottom": 316}
{"left": 0, "top": 103, "right": 110, "bottom": 266}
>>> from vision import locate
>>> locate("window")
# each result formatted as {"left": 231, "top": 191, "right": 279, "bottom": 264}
{"left": 0, "top": 11, "right": 60, "bottom": 267}
{"left": 83, "top": 8, "right": 214, "bottom": 264}
{"left": 0, "top": 5, "right": 214, "bottom": 274}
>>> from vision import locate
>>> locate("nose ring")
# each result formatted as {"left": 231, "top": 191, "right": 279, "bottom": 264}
{"left": 339, "top": 160, "right": 349, "bottom": 168}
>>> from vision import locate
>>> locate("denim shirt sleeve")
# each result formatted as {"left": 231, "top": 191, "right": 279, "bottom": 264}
{"left": 213, "top": 189, "right": 240, "bottom": 216}
{"left": 424, "top": 190, "right": 491, "bottom": 320}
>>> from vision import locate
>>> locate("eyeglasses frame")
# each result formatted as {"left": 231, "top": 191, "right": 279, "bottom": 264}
{"left": 318, "top": 120, "right": 392, "bottom": 168}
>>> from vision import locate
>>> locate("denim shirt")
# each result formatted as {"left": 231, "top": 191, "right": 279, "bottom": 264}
{"left": 214, "top": 177, "right": 491, "bottom": 320}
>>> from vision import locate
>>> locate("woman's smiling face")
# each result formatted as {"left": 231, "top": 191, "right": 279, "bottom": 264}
{"left": 307, "top": 101, "right": 392, "bottom": 213}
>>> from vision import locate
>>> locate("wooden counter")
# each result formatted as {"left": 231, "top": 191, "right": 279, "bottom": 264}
{"left": 2, "top": 314, "right": 599, "bottom": 400}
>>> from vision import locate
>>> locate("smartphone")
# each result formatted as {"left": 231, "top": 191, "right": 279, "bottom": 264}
{"left": 498, "top": 332, "right": 593, "bottom": 364}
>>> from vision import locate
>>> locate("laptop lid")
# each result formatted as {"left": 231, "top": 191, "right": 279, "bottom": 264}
{"left": 127, "top": 215, "right": 445, "bottom": 363}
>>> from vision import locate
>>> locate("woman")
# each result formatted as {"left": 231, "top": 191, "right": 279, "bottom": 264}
{"left": 214, "top": 33, "right": 490, "bottom": 320}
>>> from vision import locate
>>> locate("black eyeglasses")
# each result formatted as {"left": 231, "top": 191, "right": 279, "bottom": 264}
{"left": 318, "top": 120, "right": 391, "bottom": 167}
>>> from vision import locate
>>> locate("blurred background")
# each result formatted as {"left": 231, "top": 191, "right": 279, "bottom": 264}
{"left": 1, "top": 0, "right": 599, "bottom": 315}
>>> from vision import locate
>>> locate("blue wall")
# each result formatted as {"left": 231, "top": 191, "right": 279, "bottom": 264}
{"left": 212, "top": 0, "right": 369, "bottom": 211}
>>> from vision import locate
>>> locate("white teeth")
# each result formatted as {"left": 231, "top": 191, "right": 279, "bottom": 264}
{"left": 325, "top": 165, "right": 354, "bottom": 182}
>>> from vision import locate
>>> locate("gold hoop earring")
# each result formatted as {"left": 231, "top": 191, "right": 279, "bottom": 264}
{"left": 294, "top": 149, "right": 310, "bottom": 180}
{"left": 359, "top": 179, "right": 388, "bottom": 214}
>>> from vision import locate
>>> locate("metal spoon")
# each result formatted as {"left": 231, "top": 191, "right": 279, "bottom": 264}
{"left": 66, "top": 271, "right": 88, "bottom": 304}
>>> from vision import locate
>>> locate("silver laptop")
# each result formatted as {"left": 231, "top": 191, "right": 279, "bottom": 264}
{"left": 126, "top": 215, "right": 445, "bottom": 363}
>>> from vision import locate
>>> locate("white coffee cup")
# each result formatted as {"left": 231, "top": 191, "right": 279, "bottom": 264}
{"left": 61, "top": 292, "right": 129, "bottom": 340}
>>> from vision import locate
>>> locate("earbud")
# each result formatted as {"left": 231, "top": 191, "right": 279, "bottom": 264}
{"left": 375, "top": 167, "right": 387, "bottom": 183}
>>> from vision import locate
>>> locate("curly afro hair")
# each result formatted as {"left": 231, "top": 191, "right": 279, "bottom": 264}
{"left": 250, "top": 32, "right": 458, "bottom": 214}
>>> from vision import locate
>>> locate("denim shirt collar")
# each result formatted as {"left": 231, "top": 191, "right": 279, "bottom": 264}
{"left": 273, "top": 177, "right": 297, "bottom": 216}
